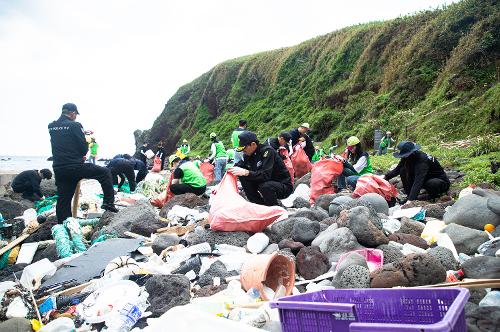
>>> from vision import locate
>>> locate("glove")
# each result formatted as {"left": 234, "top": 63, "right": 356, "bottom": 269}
{"left": 228, "top": 167, "right": 250, "bottom": 177}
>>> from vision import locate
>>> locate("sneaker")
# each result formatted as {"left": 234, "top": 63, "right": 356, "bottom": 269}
{"left": 101, "top": 203, "right": 119, "bottom": 213}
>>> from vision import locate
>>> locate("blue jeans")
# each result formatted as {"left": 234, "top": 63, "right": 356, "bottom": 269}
{"left": 214, "top": 158, "right": 227, "bottom": 183}
{"left": 88, "top": 156, "right": 96, "bottom": 164}
{"left": 346, "top": 175, "right": 360, "bottom": 190}
{"left": 233, "top": 150, "right": 244, "bottom": 164}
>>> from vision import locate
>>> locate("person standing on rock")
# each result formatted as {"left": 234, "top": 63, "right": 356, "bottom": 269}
{"left": 229, "top": 131, "right": 293, "bottom": 206}
{"left": 208, "top": 133, "right": 228, "bottom": 183}
{"left": 231, "top": 119, "right": 247, "bottom": 164}
{"left": 11, "top": 169, "right": 52, "bottom": 202}
{"left": 106, "top": 158, "right": 137, "bottom": 192}
{"left": 289, "top": 123, "right": 315, "bottom": 161}
{"left": 383, "top": 141, "right": 450, "bottom": 205}
{"left": 48, "top": 103, "right": 118, "bottom": 223}
{"left": 168, "top": 155, "right": 207, "bottom": 195}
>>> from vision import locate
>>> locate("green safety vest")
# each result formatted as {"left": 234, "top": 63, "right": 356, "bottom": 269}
{"left": 379, "top": 137, "right": 392, "bottom": 148}
{"left": 231, "top": 130, "right": 244, "bottom": 148}
{"left": 193, "top": 160, "right": 201, "bottom": 169}
{"left": 179, "top": 162, "right": 206, "bottom": 188}
{"left": 180, "top": 144, "right": 190, "bottom": 155}
{"left": 213, "top": 141, "right": 227, "bottom": 158}
{"left": 226, "top": 149, "right": 235, "bottom": 160}
{"left": 89, "top": 143, "right": 99, "bottom": 156}
{"left": 312, "top": 149, "right": 325, "bottom": 162}
{"left": 358, "top": 154, "right": 373, "bottom": 176}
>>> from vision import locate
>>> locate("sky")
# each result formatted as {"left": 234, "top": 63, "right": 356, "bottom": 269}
{"left": 0, "top": 0, "right": 458, "bottom": 158}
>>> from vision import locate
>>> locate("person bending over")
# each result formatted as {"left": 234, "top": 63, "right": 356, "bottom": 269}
{"left": 169, "top": 155, "right": 207, "bottom": 196}
{"left": 106, "top": 158, "right": 137, "bottom": 192}
{"left": 11, "top": 169, "right": 52, "bottom": 201}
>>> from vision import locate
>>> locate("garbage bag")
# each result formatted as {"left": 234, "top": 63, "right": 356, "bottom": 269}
{"left": 352, "top": 174, "right": 398, "bottom": 201}
{"left": 200, "top": 162, "right": 215, "bottom": 184}
{"left": 291, "top": 145, "right": 312, "bottom": 179}
{"left": 209, "top": 173, "right": 287, "bottom": 233}
{"left": 279, "top": 148, "right": 294, "bottom": 185}
{"left": 151, "top": 156, "right": 162, "bottom": 172}
{"left": 309, "top": 159, "right": 343, "bottom": 204}
{"left": 151, "top": 176, "right": 174, "bottom": 208}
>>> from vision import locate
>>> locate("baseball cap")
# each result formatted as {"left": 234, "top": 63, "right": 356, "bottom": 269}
{"left": 62, "top": 103, "right": 79, "bottom": 114}
{"left": 210, "top": 132, "right": 217, "bottom": 138}
{"left": 236, "top": 131, "right": 258, "bottom": 151}
{"left": 300, "top": 123, "right": 310, "bottom": 130}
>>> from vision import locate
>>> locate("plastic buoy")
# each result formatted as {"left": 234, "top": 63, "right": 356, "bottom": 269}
{"left": 484, "top": 224, "right": 495, "bottom": 232}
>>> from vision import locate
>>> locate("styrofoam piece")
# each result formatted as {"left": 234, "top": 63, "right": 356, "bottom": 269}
{"left": 16, "top": 242, "right": 39, "bottom": 264}
{"left": 281, "top": 184, "right": 310, "bottom": 208}
{"left": 20, "top": 258, "right": 57, "bottom": 289}
{"left": 391, "top": 207, "right": 422, "bottom": 219}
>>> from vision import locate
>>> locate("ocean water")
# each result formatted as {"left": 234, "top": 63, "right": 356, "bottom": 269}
{"left": 0, "top": 155, "right": 105, "bottom": 172}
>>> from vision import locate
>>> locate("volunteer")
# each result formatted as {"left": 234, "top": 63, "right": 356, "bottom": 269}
{"left": 156, "top": 142, "right": 166, "bottom": 170}
{"left": 266, "top": 132, "right": 292, "bottom": 156}
{"left": 289, "top": 123, "right": 315, "bottom": 161}
{"left": 107, "top": 158, "right": 137, "bottom": 192}
{"left": 312, "top": 145, "right": 326, "bottom": 162}
{"left": 208, "top": 133, "right": 228, "bottom": 183}
{"left": 337, "top": 136, "right": 373, "bottom": 191}
{"left": 11, "top": 169, "right": 52, "bottom": 202}
{"left": 88, "top": 138, "right": 99, "bottom": 164}
{"left": 134, "top": 143, "right": 149, "bottom": 165}
{"left": 379, "top": 131, "right": 396, "bottom": 155}
{"left": 383, "top": 141, "right": 450, "bottom": 204}
{"left": 180, "top": 139, "right": 191, "bottom": 156}
{"left": 231, "top": 119, "right": 247, "bottom": 164}
{"left": 48, "top": 103, "right": 117, "bottom": 223}
{"left": 229, "top": 131, "right": 293, "bottom": 206}
{"left": 169, "top": 155, "right": 207, "bottom": 195}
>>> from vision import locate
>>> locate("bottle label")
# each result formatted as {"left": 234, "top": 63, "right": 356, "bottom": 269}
{"left": 120, "top": 303, "right": 142, "bottom": 324}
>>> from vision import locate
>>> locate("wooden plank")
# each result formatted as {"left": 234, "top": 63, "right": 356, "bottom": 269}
{"left": 72, "top": 180, "right": 82, "bottom": 218}
{"left": 414, "top": 279, "right": 500, "bottom": 289}
{"left": 0, "top": 233, "right": 30, "bottom": 256}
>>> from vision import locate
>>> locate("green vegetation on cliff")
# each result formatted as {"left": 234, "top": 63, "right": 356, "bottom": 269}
{"left": 139, "top": 0, "right": 499, "bottom": 168}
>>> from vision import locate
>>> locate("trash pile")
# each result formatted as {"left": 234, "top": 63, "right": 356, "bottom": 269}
{"left": 0, "top": 170, "right": 499, "bottom": 331}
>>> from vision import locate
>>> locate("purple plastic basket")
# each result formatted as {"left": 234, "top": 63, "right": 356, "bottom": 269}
{"left": 270, "top": 288, "right": 469, "bottom": 332}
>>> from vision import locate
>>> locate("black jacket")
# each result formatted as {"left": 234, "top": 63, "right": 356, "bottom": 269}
{"left": 235, "top": 144, "right": 292, "bottom": 185}
{"left": 107, "top": 158, "right": 137, "bottom": 191}
{"left": 289, "top": 128, "right": 314, "bottom": 161}
{"left": 385, "top": 151, "right": 450, "bottom": 200}
{"left": 131, "top": 158, "right": 148, "bottom": 183}
{"left": 265, "top": 137, "right": 292, "bottom": 156}
{"left": 12, "top": 170, "right": 42, "bottom": 197}
{"left": 48, "top": 115, "right": 88, "bottom": 168}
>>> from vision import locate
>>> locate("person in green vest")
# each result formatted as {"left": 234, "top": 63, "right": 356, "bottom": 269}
{"left": 231, "top": 119, "right": 247, "bottom": 164}
{"left": 379, "top": 131, "right": 396, "bottom": 155}
{"left": 169, "top": 155, "right": 207, "bottom": 196}
{"left": 225, "top": 148, "right": 235, "bottom": 170}
{"left": 337, "top": 136, "right": 373, "bottom": 191}
{"left": 208, "top": 132, "right": 228, "bottom": 183}
{"left": 88, "top": 138, "right": 99, "bottom": 164}
{"left": 312, "top": 145, "right": 325, "bottom": 162}
{"left": 180, "top": 139, "right": 191, "bottom": 156}
{"left": 193, "top": 156, "right": 202, "bottom": 169}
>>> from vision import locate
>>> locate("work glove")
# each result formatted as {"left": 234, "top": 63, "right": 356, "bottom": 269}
{"left": 228, "top": 167, "right": 250, "bottom": 177}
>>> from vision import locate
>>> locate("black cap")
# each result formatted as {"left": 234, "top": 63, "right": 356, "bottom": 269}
{"left": 393, "top": 141, "right": 421, "bottom": 158}
{"left": 62, "top": 103, "right": 79, "bottom": 114}
{"left": 237, "top": 131, "right": 258, "bottom": 151}
{"left": 279, "top": 132, "right": 292, "bottom": 142}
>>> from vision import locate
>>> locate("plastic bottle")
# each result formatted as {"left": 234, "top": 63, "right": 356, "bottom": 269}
{"left": 479, "top": 291, "right": 500, "bottom": 307}
{"left": 105, "top": 292, "right": 148, "bottom": 331}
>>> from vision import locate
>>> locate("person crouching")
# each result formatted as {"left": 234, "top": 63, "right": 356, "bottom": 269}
{"left": 169, "top": 155, "right": 207, "bottom": 196}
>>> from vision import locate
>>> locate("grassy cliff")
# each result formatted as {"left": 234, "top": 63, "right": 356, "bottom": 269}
{"left": 139, "top": 0, "right": 499, "bottom": 167}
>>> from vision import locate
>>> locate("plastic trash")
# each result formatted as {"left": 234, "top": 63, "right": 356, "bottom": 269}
{"left": 291, "top": 145, "right": 312, "bottom": 179}
{"left": 247, "top": 233, "right": 270, "bottom": 254}
{"left": 337, "top": 249, "right": 384, "bottom": 273}
{"left": 200, "top": 162, "right": 215, "bottom": 184}
{"left": 381, "top": 218, "right": 401, "bottom": 235}
{"left": 436, "top": 233, "right": 459, "bottom": 261}
{"left": 15, "top": 242, "right": 39, "bottom": 264}
{"left": 391, "top": 207, "right": 422, "bottom": 219}
{"left": 279, "top": 148, "right": 294, "bottom": 185}
{"left": 145, "top": 149, "right": 155, "bottom": 159}
{"left": 421, "top": 218, "right": 447, "bottom": 245}
{"left": 105, "top": 291, "right": 149, "bottom": 331}
{"left": 352, "top": 174, "right": 398, "bottom": 201}
{"left": 402, "top": 243, "right": 427, "bottom": 255}
{"left": 477, "top": 237, "right": 500, "bottom": 256}
{"left": 151, "top": 156, "right": 162, "bottom": 172}
{"left": 20, "top": 258, "right": 57, "bottom": 289}
{"left": 309, "top": 159, "right": 343, "bottom": 204}
{"left": 21, "top": 208, "right": 37, "bottom": 228}
{"left": 228, "top": 308, "right": 270, "bottom": 328}
{"left": 479, "top": 291, "right": 500, "bottom": 307}
{"left": 6, "top": 297, "right": 29, "bottom": 318}
{"left": 281, "top": 183, "right": 311, "bottom": 208}
{"left": 39, "top": 317, "right": 76, "bottom": 331}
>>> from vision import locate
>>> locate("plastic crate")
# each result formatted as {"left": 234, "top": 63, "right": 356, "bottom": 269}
{"left": 270, "top": 288, "right": 469, "bottom": 332}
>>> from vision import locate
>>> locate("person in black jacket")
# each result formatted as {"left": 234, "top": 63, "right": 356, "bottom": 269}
{"left": 384, "top": 141, "right": 450, "bottom": 205}
{"left": 48, "top": 103, "right": 117, "bottom": 223}
{"left": 11, "top": 169, "right": 52, "bottom": 201}
{"left": 156, "top": 142, "right": 166, "bottom": 170}
{"left": 229, "top": 131, "right": 292, "bottom": 206}
{"left": 131, "top": 157, "right": 148, "bottom": 183}
{"left": 265, "top": 132, "right": 293, "bottom": 156}
{"left": 107, "top": 158, "right": 137, "bottom": 192}
{"left": 289, "top": 123, "right": 314, "bottom": 161}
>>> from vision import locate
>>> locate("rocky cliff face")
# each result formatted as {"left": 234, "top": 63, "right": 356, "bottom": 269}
{"left": 138, "top": 0, "right": 499, "bottom": 155}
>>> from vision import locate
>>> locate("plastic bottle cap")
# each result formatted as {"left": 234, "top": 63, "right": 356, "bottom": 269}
{"left": 484, "top": 224, "right": 495, "bottom": 232}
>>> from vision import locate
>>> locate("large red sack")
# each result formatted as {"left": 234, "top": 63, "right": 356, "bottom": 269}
{"left": 151, "top": 156, "right": 162, "bottom": 172}
{"left": 279, "top": 148, "right": 294, "bottom": 185}
{"left": 309, "top": 159, "right": 344, "bottom": 204}
{"left": 291, "top": 145, "right": 312, "bottom": 179}
{"left": 209, "top": 173, "right": 287, "bottom": 233}
{"left": 151, "top": 176, "right": 174, "bottom": 208}
{"left": 200, "top": 162, "right": 215, "bottom": 184}
{"left": 352, "top": 174, "right": 398, "bottom": 201}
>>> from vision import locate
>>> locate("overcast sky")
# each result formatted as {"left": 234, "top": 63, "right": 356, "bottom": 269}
{"left": 0, "top": 0, "right": 457, "bottom": 158}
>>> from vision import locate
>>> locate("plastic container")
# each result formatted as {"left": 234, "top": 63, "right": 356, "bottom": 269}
{"left": 270, "top": 288, "right": 469, "bottom": 332}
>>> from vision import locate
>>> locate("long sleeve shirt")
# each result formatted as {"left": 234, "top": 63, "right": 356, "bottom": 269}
{"left": 235, "top": 144, "right": 291, "bottom": 185}
{"left": 48, "top": 115, "right": 88, "bottom": 168}
{"left": 12, "top": 170, "right": 42, "bottom": 197}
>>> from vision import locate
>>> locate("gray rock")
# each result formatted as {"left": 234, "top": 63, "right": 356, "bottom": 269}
{"left": 296, "top": 246, "right": 330, "bottom": 280}
{"left": 424, "top": 202, "right": 454, "bottom": 219}
{"left": 442, "top": 224, "right": 489, "bottom": 255}
{"left": 319, "top": 223, "right": 328, "bottom": 232}
{"left": 462, "top": 256, "right": 500, "bottom": 279}
{"left": 294, "top": 173, "right": 311, "bottom": 189}
{"left": 145, "top": 274, "right": 191, "bottom": 317}
{"left": 40, "top": 178, "right": 57, "bottom": 197}
{"left": 293, "top": 207, "right": 329, "bottom": 222}
{"left": 377, "top": 244, "right": 404, "bottom": 264}
{"left": 468, "top": 288, "right": 487, "bottom": 305}
{"left": 335, "top": 252, "right": 367, "bottom": 277}
{"left": 293, "top": 197, "right": 310, "bottom": 209}
{"left": 98, "top": 202, "right": 159, "bottom": 237}
{"left": 159, "top": 193, "right": 208, "bottom": 218}
{"left": 444, "top": 189, "right": 500, "bottom": 230}
{"left": 359, "top": 193, "right": 389, "bottom": 215}
{"left": 337, "top": 265, "right": 371, "bottom": 288}
{"left": 320, "top": 217, "right": 337, "bottom": 226}
{"left": 188, "top": 229, "right": 250, "bottom": 249}
{"left": 388, "top": 233, "right": 429, "bottom": 249}
{"left": 328, "top": 196, "right": 355, "bottom": 217}
{"left": 398, "top": 217, "right": 425, "bottom": 236}
{"left": 319, "top": 227, "right": 363, "bottom": 262}
{"left": 198, "top": 261, "right": 229, "bottom": 287}
{"left": 262, "top": 243, "right": 279, "bottom": 254}
{"left": 311, "top": 223, "right": 338, "bottom": 247}
{"left": 0, "top": 197, "right": 32, "bottom": 219}
{"left": 265, "top": 217, "right": 308, "bottom": 243}
{"left": 0, "top": 318, "right": 32, "bottom": 332}
{"left": 315, "top": 194, "right": 335, "bottom": 211}
{"left": 427, "top": 246, "right": 459, "bottom": 271}
{"left": 32, "top": 243, "right": 58, "bottom": 263}
{"left": 466, "top": 305, "right": 500, "bottom": 332}
{"left": 341, "top": 206, "right": 389, "bottom": 247}
{"left": 292, "top": 219, "right": 320, "bottom": 244}
{"left": 278, "top": 249, "right": 296, "bottom": 264}
{"left": 152, "top": 234, "right": 180, "bottom": 255}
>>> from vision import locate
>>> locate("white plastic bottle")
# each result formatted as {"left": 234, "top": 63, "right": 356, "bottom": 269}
{"left": 105, "top": 292, "right": 148, "bottom": 331}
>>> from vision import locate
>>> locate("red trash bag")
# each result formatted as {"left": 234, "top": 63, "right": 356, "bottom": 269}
{"left": 291, "top": 145, "right": 312, "bottom": 179}
{"left": 151, "top": 176, "right": 174, "bottom": 208}
{"left": 209, "top": 173, "right": 287, "bottom": 233}
{"left": 151, "top": 156, "right": 162, "bottom": 172}
{"left": 309, "top": 158, "right": 343, "bottom": 205}
{"left": 279, "top": 148, "right": 294, "bottom": 185}
{"left": 352, "top": 174, "right": 398, "bottom": 201}
{"left": 200, "top": 162, "right": 215, "bottom": 184}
